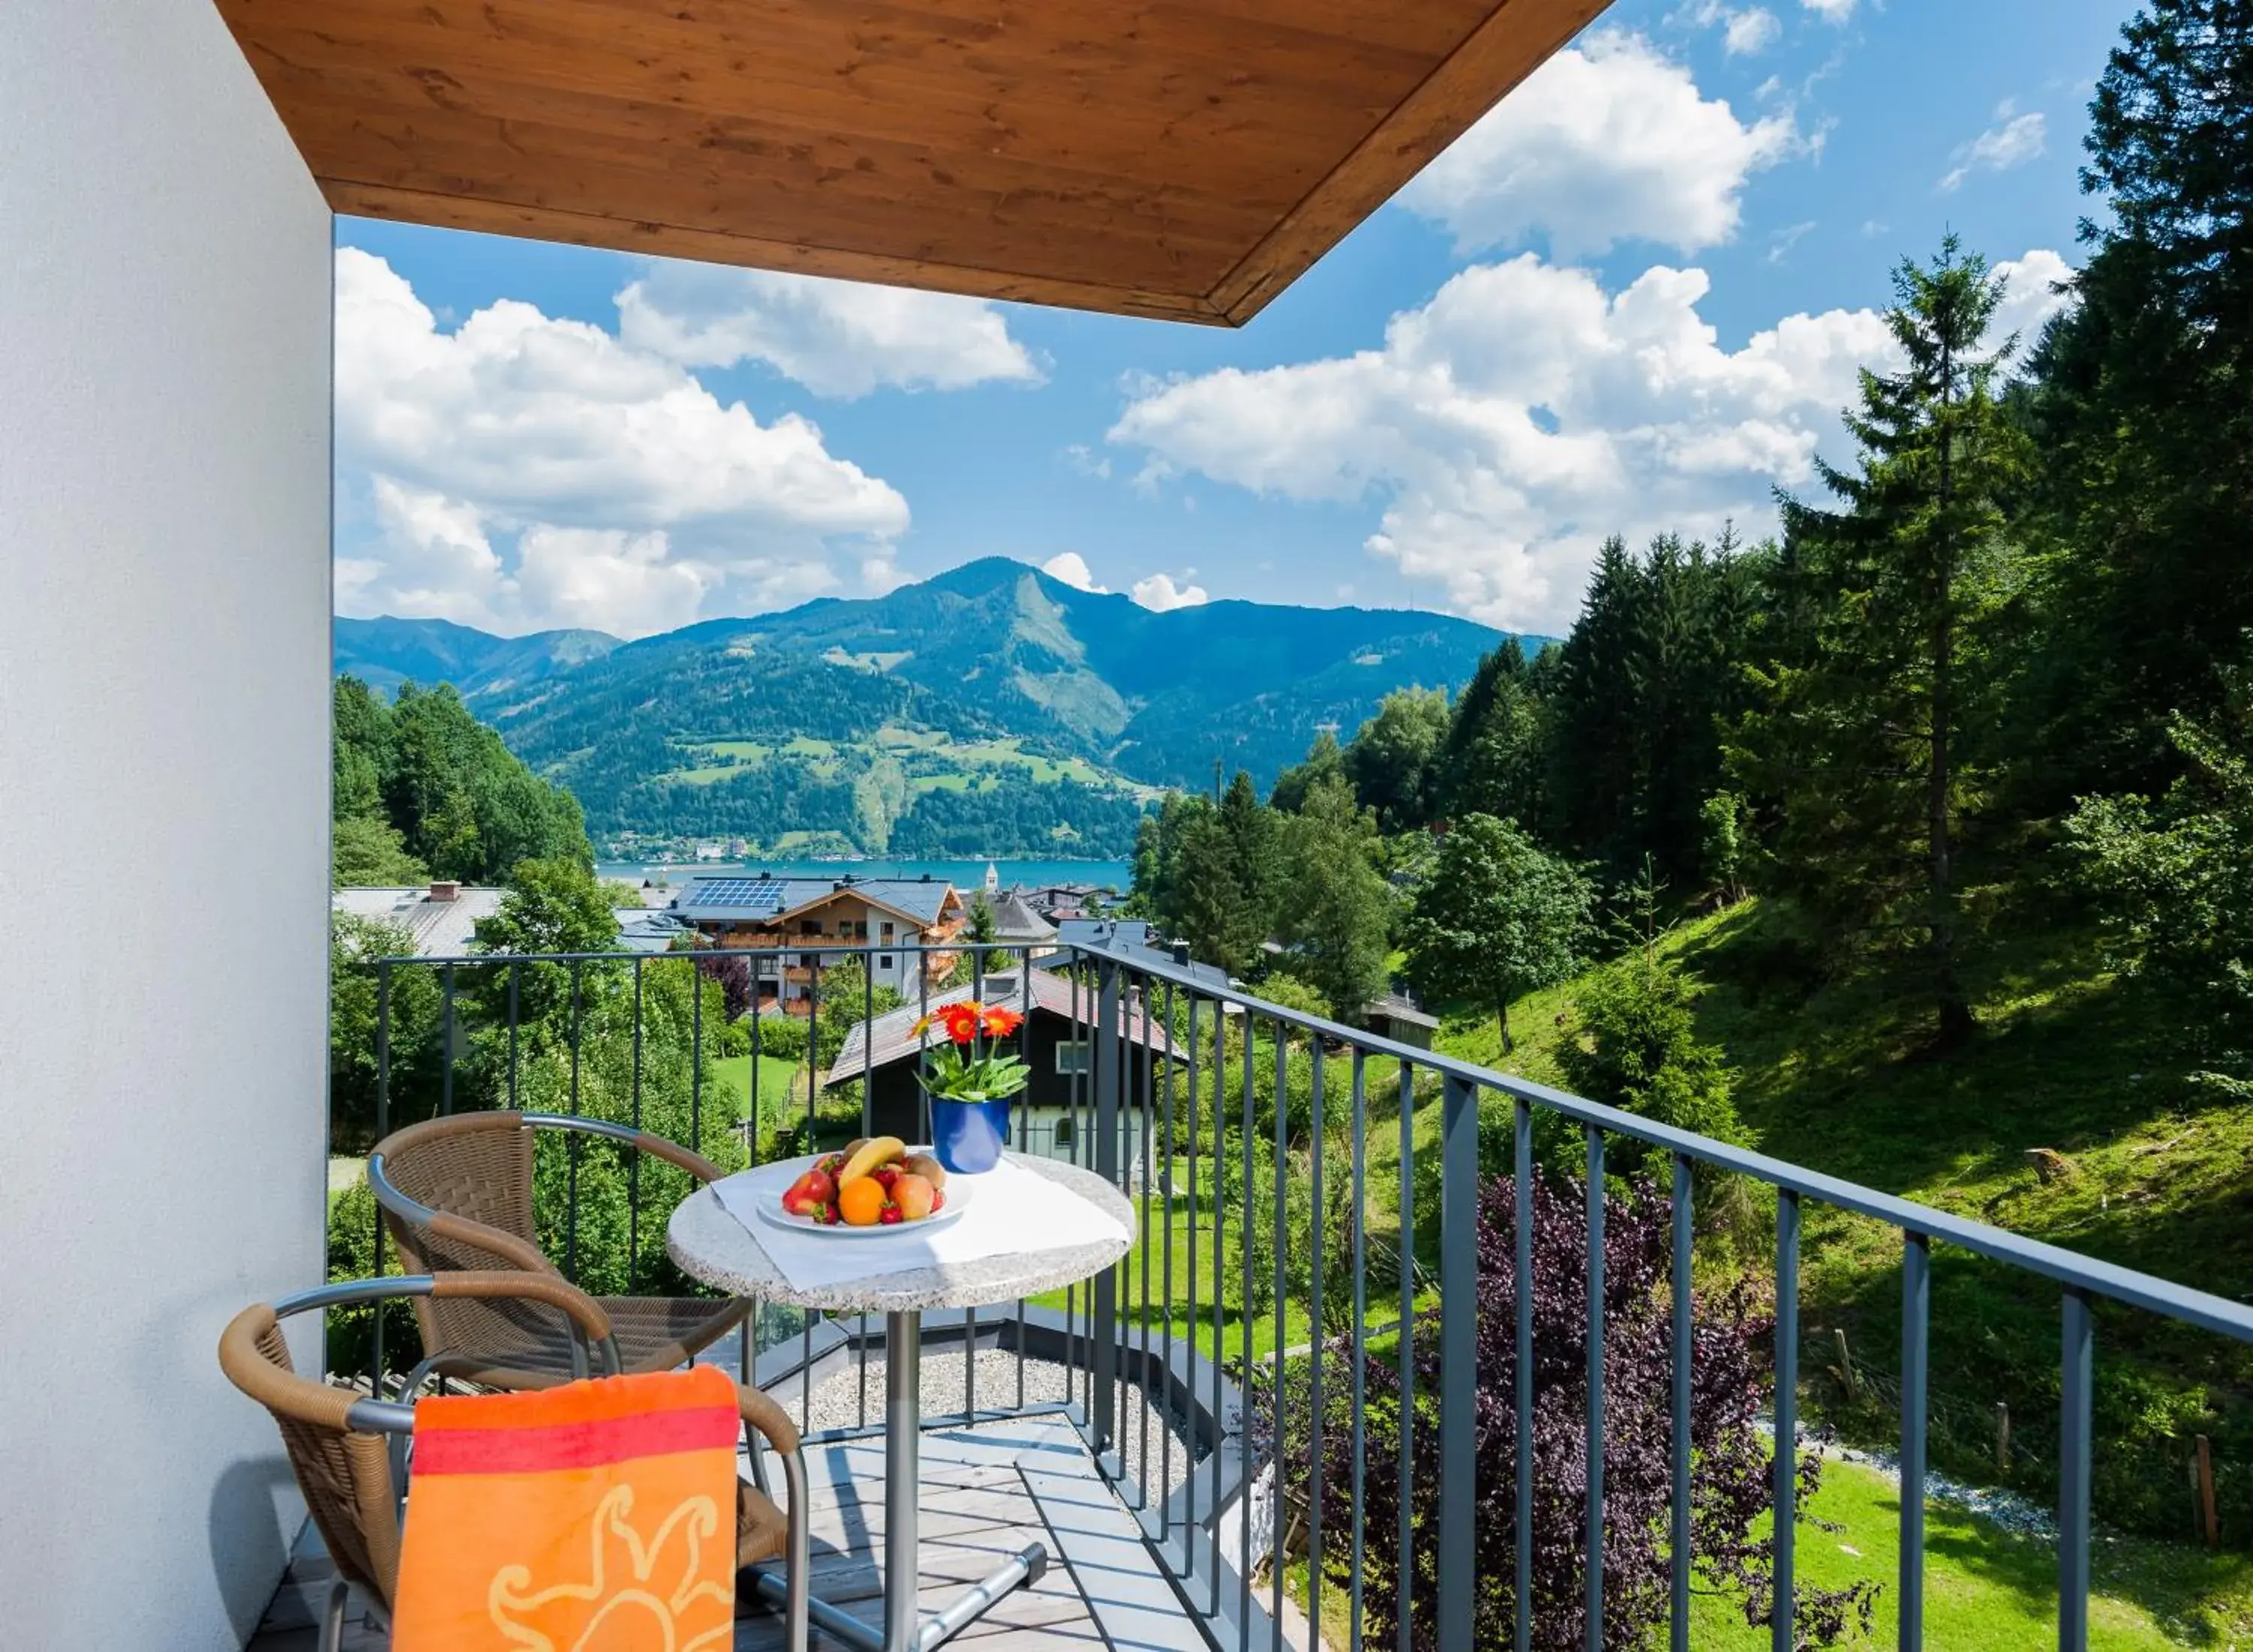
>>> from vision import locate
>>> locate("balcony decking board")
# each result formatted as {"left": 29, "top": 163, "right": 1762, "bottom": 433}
{"left": 246, "top": 1412, "right": 1162, "bottom": 1650}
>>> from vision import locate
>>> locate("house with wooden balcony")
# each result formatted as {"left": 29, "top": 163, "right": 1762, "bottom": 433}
{"left": 668, "top": 874, "right": 969, "bottom": 1010}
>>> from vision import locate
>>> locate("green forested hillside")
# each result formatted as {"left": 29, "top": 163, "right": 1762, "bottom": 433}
{"left": 336, "top": 558, "right": 1520, "bottom": 855}
{"left": 331, "top": 677, "right": 590, "bottom": 883}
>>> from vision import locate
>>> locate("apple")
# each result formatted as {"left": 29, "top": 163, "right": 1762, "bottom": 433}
{"left": 893, "top": 1173, "right": 936, "bottom": 1221}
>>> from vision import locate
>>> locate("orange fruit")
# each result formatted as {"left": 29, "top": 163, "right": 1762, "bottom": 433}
{"left": 837, "top": 1176, "right": 885, "bottom": 1227}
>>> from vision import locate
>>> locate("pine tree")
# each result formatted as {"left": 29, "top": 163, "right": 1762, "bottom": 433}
{"left": 2013, "top": 0, "right": 2253, "bottom": 809}
{"left": 1542, "top": 532, "right": 1765, "bottom": 884}
{"left": 1272, "top": 774, "right": 1394, "bottom": 1020}
{"left": 1441, "top": 640, "right": 1546, "bottom": 825}
{"left": 1732, "top": 236, "right": 2027, "bottom": 1043}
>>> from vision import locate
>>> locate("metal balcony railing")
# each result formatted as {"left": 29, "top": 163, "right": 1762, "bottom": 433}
{"left": 344, "top": 936, "right": 2253, "bottom": 1652}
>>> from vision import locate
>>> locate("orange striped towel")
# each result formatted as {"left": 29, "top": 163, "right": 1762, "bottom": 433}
{"left": 391, "top": 1366, "right": 741, "bottom": 1651}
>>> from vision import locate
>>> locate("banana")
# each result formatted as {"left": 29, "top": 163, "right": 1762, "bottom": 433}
{"left": 837, "top": 1135, "right": 906, "bottom": 1185}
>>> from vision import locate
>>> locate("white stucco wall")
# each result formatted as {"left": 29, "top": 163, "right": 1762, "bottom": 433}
{"left": 0, "top": 7, "right": 332, "bottom": 1647}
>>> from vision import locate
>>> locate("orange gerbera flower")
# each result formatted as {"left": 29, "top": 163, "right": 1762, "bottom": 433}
{"left": 979, "top": 1005, "right": 1024, "bottom": 1039}
{"left": 912, "top": 1001, "right": 985, "bottom": 1045}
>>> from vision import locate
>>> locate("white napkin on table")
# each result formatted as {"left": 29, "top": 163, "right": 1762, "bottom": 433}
{"left": 709, "top": 1153, "right": 1129, "bottom": 1295}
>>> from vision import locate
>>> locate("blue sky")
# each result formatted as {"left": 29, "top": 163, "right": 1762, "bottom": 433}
{"left": 336, "top": 0, "right": 2134, "bottom": 641}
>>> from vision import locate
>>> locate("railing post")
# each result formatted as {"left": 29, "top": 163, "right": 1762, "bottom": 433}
{"left": 1900, "top": 1231, "right": 1929, "bottom": 1651}
{"left": 2060, "top": 1290, "right": 2093, "bottom": 1652}
{"left": 1438, "top": 1073, "right": 1479, "bottom": 1650}
{"left": 1091, "top": 957, "right": 1123, "bottom": 1457}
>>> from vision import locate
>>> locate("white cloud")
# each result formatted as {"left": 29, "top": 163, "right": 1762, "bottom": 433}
{"left": 616, "top": 263, "right": 1040, "bottom": 399}
{"left": 1724, "top": 8, "right": 1783, "bottom": 53}
{"left": 1132, "top": 573, "right": 1210, "bottom": 612}
{"left": 1992, "top": 249, "right": 2078, "bottom": 345}
{"left": 1940, "top": 105, "right": 2046, "bottom": 191}
{"left": 1802, "top": 0, "right": 1856, "bottom": 19}
{"left": 1768, "top": 221, "right": 1817, "bottom": 264}
{"left": 334, "top": 248, "right": 909, "bottom": 637}
{"left": 1111, "top": 250, "right": 2068, "bottom": 635}
{"left": 1681, "top": 2, "right": 1782, "bottom": 55}
{"left": 1042, "top": 552, "right": 1108, "bottom": 592}
{"left": 1402, "top": 32, "right": 1800, "bottom": 258}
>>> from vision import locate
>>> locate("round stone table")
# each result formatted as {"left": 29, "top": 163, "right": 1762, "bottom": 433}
{"left": 668, "top": 1153, "right": 1135, "bottom": 1652}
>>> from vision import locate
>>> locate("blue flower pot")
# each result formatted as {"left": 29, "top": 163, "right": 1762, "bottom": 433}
{"left": 930, "top": 1096, "right": 1012, "bottom": 1174}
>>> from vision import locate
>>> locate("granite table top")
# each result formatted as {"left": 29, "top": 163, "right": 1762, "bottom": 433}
{"left": 667, "top": 1152, "right": 1136, "bottom": 1315}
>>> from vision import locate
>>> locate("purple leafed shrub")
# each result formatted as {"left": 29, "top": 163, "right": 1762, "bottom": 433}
{"left": 1280, "top": 1172, "right": 1877, "bottom": 1650}
{"left": 693, "top": 948, "right": 755, "bottom": 1022}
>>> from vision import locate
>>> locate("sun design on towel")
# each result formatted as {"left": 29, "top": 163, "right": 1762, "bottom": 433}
{"left": 487, "top": 1484, "right": 734, "bottom": 1651}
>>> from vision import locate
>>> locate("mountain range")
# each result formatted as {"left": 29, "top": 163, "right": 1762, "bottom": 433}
{"left": 334, "top": 559, "right": 1521, "bottom": 858}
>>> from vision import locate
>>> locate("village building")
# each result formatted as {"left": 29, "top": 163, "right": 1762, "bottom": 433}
{"left": 667, "top": 873, "right": 967, "bottom": 1012}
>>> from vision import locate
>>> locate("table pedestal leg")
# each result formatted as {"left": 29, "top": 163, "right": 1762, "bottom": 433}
{"left": 749, "top": 1308, "right": 1047, "bottom": 1652}
{"left": 883, "top": 1310, "right": 922, "bottom": 1652}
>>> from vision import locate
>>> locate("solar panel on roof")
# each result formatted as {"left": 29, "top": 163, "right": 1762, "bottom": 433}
{"left": 690, "top": 876, "right": 784, "bottom": 910}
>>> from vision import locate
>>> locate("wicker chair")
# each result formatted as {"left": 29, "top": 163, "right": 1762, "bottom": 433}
{"left": 367, "top": 1111, "right": 753, "bottom": 1392}
{"left": 219, "top": 1273, "right": 810, "bottom": 1652}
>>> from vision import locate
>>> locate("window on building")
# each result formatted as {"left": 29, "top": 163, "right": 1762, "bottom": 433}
{"left": 1052, "top": 1116, "right": 1075, "bottom": 1149}
{"left": 798, "top": 919, "right": 822, "bottom": 936}
{"left": 1054, "top": 1040, "right": 1092, "bottom": 1075}
{"left": 880, "top": 921, "right": 895, "bottom": 942}
{"left": 879, "top": 954, "right": 894, "bottom": 971}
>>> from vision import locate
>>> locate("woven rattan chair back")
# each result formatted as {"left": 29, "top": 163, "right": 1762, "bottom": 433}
{"left": 218, "top": 1304, "right": 402, "bottom": 1612}
{"left": 376, "top": 1113, "right": 562, "bottom": 1376}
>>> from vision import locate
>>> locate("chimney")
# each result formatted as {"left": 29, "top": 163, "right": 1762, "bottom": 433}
{"left": 428, "top": 880, "right": 460, "bottom": 903}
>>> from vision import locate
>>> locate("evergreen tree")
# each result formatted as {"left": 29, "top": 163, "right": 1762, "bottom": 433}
{"left": 1171, "top": 811, "right": 1265, "bottom": 976}
{"left": 1272, "top": 773, "right": 1394, "bottom": 1020}
{"left": 333, "top": 677, "right": 590, "bottom": 885}
{"left": 1441, "top": 639, "right": 1546, "bottom": 825}
{"left": 2013, "top": 0, "right": 2253, "bottom": 809}
{"left": 1731, "top": 237, "right": 2027, "bottom": 1043}
{"left": 1219, "top": 769, "right": 1280, "bottom": 923}
{"left": 1542, "top": 532, "right": 1765, "bottom": 884}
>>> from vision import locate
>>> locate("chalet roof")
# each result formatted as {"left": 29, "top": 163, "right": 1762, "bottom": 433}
{"left": 671, "top": 876, "right": 956, "bottom": 927}
{"left": 332, "top": 885, "right": 505, "bottom": 958}
{"left": 613, "top": 909, "right": 694, "bottom": 955}
{"left": 213, "top": 1, "right": 1607, "bottom": 327}
{"left": 988, "top": 888, "right": 1058, "bottom": 943}
{"left": 825, "top": 971, "right": 1170, "bottom": 1088}
{"left": 1365, "top": 990, "right": 1440, "bottom": 1030}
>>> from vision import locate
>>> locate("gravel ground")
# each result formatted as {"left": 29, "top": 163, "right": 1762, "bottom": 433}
{"left": 1757, "top": 1420, "right": 2060, "bottom": 1539}
{"left": 777, "top": 1346, "right": 1205, "bottom": 1500}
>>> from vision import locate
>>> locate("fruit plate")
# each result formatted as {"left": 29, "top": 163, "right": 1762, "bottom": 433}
{"left": 749, "top": 1156, "right": 973, "bottom": 1241}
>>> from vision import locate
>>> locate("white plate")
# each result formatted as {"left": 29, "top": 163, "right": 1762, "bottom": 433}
{"left": 748, "top": 1153, "right": 972, "bottom": 1241}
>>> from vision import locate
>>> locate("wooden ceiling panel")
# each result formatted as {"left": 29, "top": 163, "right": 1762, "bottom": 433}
{"left": 215, "top": 0, "right": 1613, "bottom": 324}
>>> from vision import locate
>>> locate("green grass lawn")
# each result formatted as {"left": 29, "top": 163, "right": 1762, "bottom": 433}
{"left": 1027, "top": 1179, "right": 1316, "bottom": 1359}
{"left": 1289, "top": 1455, "right": 2253, "bottom": 1648}
{"left": 1694, "top": 1457, "right": 2253, "bottom": 1649}
{"left": 713, "top": 1053, "right": 808, "bottom": 1122}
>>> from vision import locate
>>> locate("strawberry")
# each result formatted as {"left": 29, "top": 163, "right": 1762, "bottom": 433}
{"left": 874, "top": 1165, "right": 900, "bottom": 1189}
{"left": 931, "top": 1190, "right": 946, "bottom": 1210}
{"left": 879, "top": 1204, "right": 903, "bottom": 1225}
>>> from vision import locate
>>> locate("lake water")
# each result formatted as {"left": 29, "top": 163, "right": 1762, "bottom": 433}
{"left": 598, "top": 855, "right": 1133, "bottom": 894}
